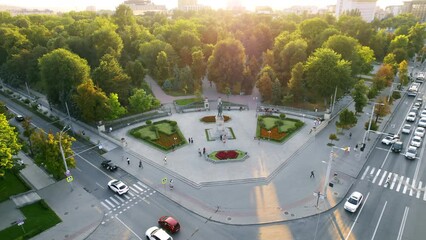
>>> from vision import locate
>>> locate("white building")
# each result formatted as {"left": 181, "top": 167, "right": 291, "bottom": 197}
{"left": 336, "top": 0, "right": 377, "bottom": 22}
{"left": 123, "top": 0, "right": 166, "bottom": 15}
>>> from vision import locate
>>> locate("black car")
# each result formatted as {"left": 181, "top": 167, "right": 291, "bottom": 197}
{"left": 391, "top": 141, "right": 403, "bottom": 153}
{"left": 101, "top": 160, "right": 118, "bottom": 171}
{"left": 15, "top": 115, "right": 24, "bottom": 121}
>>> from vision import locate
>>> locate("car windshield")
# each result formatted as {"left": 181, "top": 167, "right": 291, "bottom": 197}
{"left": 408, "top": 148, "right": 416, "bottom": 154}
{"left": 118, "top": 184, "right": 127, "bottom": 190}
{"left": 348, "top": 197, "right": 358, "bottom": 205}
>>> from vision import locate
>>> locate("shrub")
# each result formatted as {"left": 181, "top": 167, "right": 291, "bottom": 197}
{"left": 146, "top": 120, "right": 152, "bottom": 125}
{"left": 149, "top": 126, "right": 157, "bottom": 131}
{"left": 295, "top": 121, "right": 304, "bottom": 128}
{"left": 275, "top": 120, "right": 284, "bottom": 126}
{"left": 279, "top": 113, "right": 286, "bottom": 120}
{"left": 392, "top": 91, "right": 401, "bottom": 100}
{"left": 23, "top": 98, "right": 31, "bottom": 104}
{"left": 170, "top": 121, "right": 177, "bottom": 126}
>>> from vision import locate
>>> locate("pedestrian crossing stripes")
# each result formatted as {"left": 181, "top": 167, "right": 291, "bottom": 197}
{"left": 361, "top": 166, "right": 426, "bottom": 201}
{"left": 100, "top": 181, "right": 154, "bottom": 211}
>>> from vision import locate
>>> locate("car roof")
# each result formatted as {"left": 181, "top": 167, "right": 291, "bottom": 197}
{"left": 162, "top": 216, "right": 178, "bottom": 225}
{"left": 351, "top": 191, "right": 362, "bottom": 199}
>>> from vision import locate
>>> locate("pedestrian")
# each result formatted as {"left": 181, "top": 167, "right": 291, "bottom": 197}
{"left": 127, "top": 157, "right": 130, "bottom": 165}
{"left": 169, "top": 179, "right": 174, "bottom": 190}
{"left": 309, "top": 128, "right": 313, "bottom": 134}
{"left": 191, "top": 138, "right": 193, "bottom": 144}
{"left": 203, "top": 147, "right": 206, "bottom": 155}
{"left": 109, "top": 127, "right": 112, "bottom": 132}
{"left": 349, "top": 132, "right": 352, "bottom": 139}
{"left": 385, "top": 175, "right": 391, "bottom": 187}
{"left": 198, "top": 148, "right": 202, "bottom": 157}
{"left": 82, "top": 130, "right": 85, "bottom": 136}
{"left": 188, "top": 137, "right": 191, "bottom": 143}
{"left": 164, "top": 156, "right": 167, "bottom": 165}
{"left": 139, "top": 160, "right": 143, "bottom": 168}
{"left": 310, "top": 170, "right": 315, "bottom": 178}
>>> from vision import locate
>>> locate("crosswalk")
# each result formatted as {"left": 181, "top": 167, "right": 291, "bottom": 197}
{"left": 361, "top": 166, "right": 426, "bottom": 201}
{"left": 100, "top": 181, "right": 154, "bottom": 212}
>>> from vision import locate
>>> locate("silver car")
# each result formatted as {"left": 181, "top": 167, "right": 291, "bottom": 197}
{"left": 415, "top": 127, "right": 425, "bottom": 138}
{"left": 405, "top": 146, "right": 417, "bottom": 160}
{"left": 402, "top": 124, "right": 412, "bottom": 134}
{"left": 411, "top": 136, "right": 422, "bottom": 148}
{"left": 419, "top": 118, "right": 426, "bottom": 127}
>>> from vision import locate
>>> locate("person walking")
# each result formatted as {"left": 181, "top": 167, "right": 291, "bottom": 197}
{"left": 310, "top": 170, "right": 315, "bottom": 178}
{"left": 203, "top": 147, "right": 206, "bottom": 155}
{"left": 169, "top": 179, "right": 174, "bottom": 190}
{"left": 385, "top": 174, "right": 391, "bottom": 187}
{"left": 164, "top": 156, "right": 167, "bottom": 165}
{"left": 198, "top": 148, "right": 202, "bottom": 157}
{"left": 349, "top": 132, "right": 352, "bottom": 139}
{"left": 139, "top": 160, "right": 143, "bottom": 168}
{"left": 127, "top": 157, "right": 130, "bottom": 165}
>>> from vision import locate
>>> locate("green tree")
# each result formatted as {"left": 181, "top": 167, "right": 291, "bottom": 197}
{"left": 336, "top": 108, "right": 357, "bottom": 130}
{"left": 383, "top": 53, "right": 398, "bottom": 74}
{"left": 73, "top": 79, "right": 110, "bottom": 123}
{"left": 271, "top": 78, "right": 282, "bottom": 105}
{"left": 106, "top": 93, "right": 127, "bottom": 120}
{"left": 299, "top": 18, "right": 329, "bottom": 52}
{"left": 369, "top": 29, "right": 390, "bottom": 61}
{"left": 398, "top": 60, "right": 409, "bottom": 86}
{"left": 287, "top": 62, "right": 305, "bottom": 102}
{"left": 191, "top": 50, "right": 206, "bottom": 91}
{"left": 128, "top": 89, "right": 160, "bottom": 114}
{"left": 22, "top": 117, "right": 35, "bottom": 156}
{"left": 329, "top": 133, "right": 338, "bottom": 144}
{"left": 374, "top": 97, "right": 391, "bottom": 124}
{"left": 256, "top": 71, "right": 273, "bottom": 102}
{"left": 38, "top": 48, "right": 90, "bottom": 108}
{"left": 155, "top": 51, "right": 171, "bottom": 84}
{"left": 0, "top": 114, "right": 21, "bottom": 176}
{"left": 276, "top": 39, "right": 308, "bottom": 83}
{"left": 351, "top": 80, "right": 368, "bottom": 113}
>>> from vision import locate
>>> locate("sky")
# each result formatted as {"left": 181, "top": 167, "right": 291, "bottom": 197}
{"left": 0, "top": 0, "right": 406, "bottom": 12}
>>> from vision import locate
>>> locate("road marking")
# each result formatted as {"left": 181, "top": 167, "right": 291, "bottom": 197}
{"left": 128, "top": 191, "right": 135, "bottom": 197}
{"left": 75, "top": 167, "right": 82, "bottom": 172}
{"left": 390, "top": 174, "right": 398, "bottom": 190}
{"left": 115, "top": 215, "right": 143, "bottom": 240}
{"left": 397, "top": 207, "right": 409, "bottom": 240}
{"left": 370, "top": 167, "right": 376, "bottom": 175}
{"left": 403, "top": 178, "right": 410, "bottom": 194}
{"left": 114, "top": 195, "right": 125, "bottom": 202}
{"left": 129, "top": 186, "right": 139, "bottom": 194}
{"left": 361, "top": 166, "right": 370, "bottom": 180}
{"left": 109, "top": 196, "right": 120, "bottom": 205}
{"left": 396, "top": 176, "right": 404, "bottom": 192}
{"left": 133, "top": 184, "right": 144, "bottom": 192}
{"left": 345, "top": 192, "right": 370, "bottom": 240}
{"left": 378, "top": 171, "right": 388, "bottom": 186}
{"left": 137, "top": 181, "right": 148, "bottom": 189}
{"left": 372, "top": 169, "right": 381, "bottom": 183}
{"left": 416, "top": 181, "right": 422, "bottom": 198}
{"left": 424, "top": 188, "right": 426, "bottom": 201}
{"left": 410, "top": 180, "right": 416, "bottom": 196}
{"left": 96, "top": 182, "right": 105, "bottom": 189}
{"left": 122, "top": 194, "right": 130, "bottom": 199}
{"left": 104, "top": 199, "right": 115, "bottom": 208}
{"left": 101, "top": 202, "right": 111, "bottom": 210}
{"left": 371, "top": 201, "right": 387, "bottom": 240}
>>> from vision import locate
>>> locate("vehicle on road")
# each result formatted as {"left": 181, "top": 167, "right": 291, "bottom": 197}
{"left": 414, "top": 127, "right": 425, "bottom": 138}
{"left": 381, "top": 135, "right": 400, "bottom": 145}
{"left": 414, "top": 102, "right": 422, "bottom": 108}
{"left": 416, "top": 72, "right": 425, "bottom": 82}
{"left": 158, "top": 216, "right": 180, "bottom": 233}
{"left": 419, "top": 118, "right": 426, "bottom": 127}
{"left": 101, "top": 160, "right": 118, "bottom": 171}
{"left": 107, "top": 179, "right": 129, "bottom": 195}
{"left": 411, "top": 106, "right": 420, "bottom": 113}
{"left": 405, "top": 146, "right": 417, "bottom": 160}
{"left": 406, "top": 112, "right": 416, "bottom": 122}
{"left": 15, "top": 115, "right": 24, "bottom": 121}
{"left": 344, "top": 191, "right": 363, "bottom": 213}
{"left": 146, "top": 226, "right": 173, "bottom": 240}
{"left": 402, "top": 124, "right": 412, "bottom": 134}
{"left": 391, "top": 141, "right": 403, "bottom": 153}
{"left": 417, "top": 97, "right": 423, "bottom": 104}
{"left": 411, "top": 136, "right": 422, "bottom": 148}
{"left": 408, "top": 82, "right": 420, "bottom": 96}
{"left": 420, "top": 110, "right": 426, "bottom": 118}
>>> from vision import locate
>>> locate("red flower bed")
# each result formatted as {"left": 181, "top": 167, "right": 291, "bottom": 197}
{"left": 201, "top": 115, "right": 231, "bottom": 123}
{"left": 260, "top": 127, "right": 286, "bottom": 140}
{"left": 215, "top": 150, "right": 239, "bottom": 160}
{"left": 154, "top": 132, "right": 181, "bottom": 148}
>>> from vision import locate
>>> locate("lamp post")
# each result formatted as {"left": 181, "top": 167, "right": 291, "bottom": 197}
{"left": 364, "top": 102, "right": 385, "bottom": 144}
{"left": 322, "top": 146, "right": 349, "bottom": 198}
{"left": 59, "top": 125, "right": 73, "bottom": 191}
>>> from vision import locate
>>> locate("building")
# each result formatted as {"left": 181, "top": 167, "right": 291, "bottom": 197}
{"left": 336, "top": 0, "right": 377, "bottom": 22}
{"left": 255, "top": 6, "right": 273, "bottom": 15}
{"left": 403, "top": 0, "right": 426, "bottom": 22}
{"left": 177, "top": 0, "right": 210, "bottom": 11}
{"left": 123, "top": 0, "right": 166, "bottom": 15}
{"left": 178, "top": 0, "right": 197, "bottom": 8}
{"left": 283, "top": 5, "right": 319, "bottom": 15}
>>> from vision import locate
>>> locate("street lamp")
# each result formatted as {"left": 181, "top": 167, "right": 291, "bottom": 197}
{"left": 322, "top": 146, "right": 350, "bottom": 198}
{"left": 364, "top": 102, "right": 385, "bottom": 144}
{"left": 59, "top": 125, "right": 73, "bottom": 191}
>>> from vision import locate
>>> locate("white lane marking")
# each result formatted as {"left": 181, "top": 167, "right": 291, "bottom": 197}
{"left": 75, "top": 167, "right": 82, "bottom": 172}
{"left": 129, "top": 186, "right": 139, "bottom": 194}
{"left": 345, "top": 192, "right": 370, "bottom": 240}
{"left": 104, "top": 199, "right": 115, "bottom": 208}
{"left": 115, "top": 215, "right": 143, "bottom": 240}
{"left": 397, "top": 176, "right": 404, "bottom": 192}
{"left": 371, "top": 201, "right": 388, "bottom": 240}
{"left": 109, "top": 196, "right": 120, "bottom": 205}
{"left": 361, "top": 166, "right": 370, "bottom": 180}
{"left": 410, "top": 180, "right": 416, "bottom": 196}
{"left": 390, "top": 174, "right": 398, "bottom": 190}
{"left": 372, "top": 169, "right": 381, "bottom": 183}
{"left": 370, "top": 167, "right": 376, "bottom": 176}
{"left": 123, "top": 194, "right": 130, "bottom": 199}
{"left": 137, "top": 181, "right": 148, "bottom": 189}
{"left": 403, "top": 178, "right": 410, "bottom": 194}
{"left": 378, "top": 171, "right": 388, "bottom": 186}
{"left": 380, "top": 148, "right": 392, "bottom": 168}
{"left": 96, "top": 182, "right": 105, "bottom": 189}
{"left": 114, "top": 195, "right": 125, "bottom": 202}
{"left": 417, "top": 181, "right": 422, "bottom": 198}
{"left": 133, "top": 184, "right": 144, "bottom": 192}
{"left": 128, "top": 191, "right": 135, "bottom": 197}
{"left": 424, "top": 188, "right": 426, "bottom": 201}
{"left": 101, "top": 202, "right": 111, "bottom": 210}
{"left": 397, "top": 207, "right": 409, "bottom": 240}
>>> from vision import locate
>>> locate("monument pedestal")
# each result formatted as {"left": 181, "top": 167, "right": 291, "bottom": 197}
{"left": 215, "top": 115, "right": 226, "bottom": 139}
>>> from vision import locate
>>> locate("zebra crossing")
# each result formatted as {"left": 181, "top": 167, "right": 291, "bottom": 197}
{"left": 361, "top": 166, "right": 426, "bottom": 201}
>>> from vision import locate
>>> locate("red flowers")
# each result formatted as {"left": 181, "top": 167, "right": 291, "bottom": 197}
{"left": 215, "top": 150, "right": 238, "bottom": 160}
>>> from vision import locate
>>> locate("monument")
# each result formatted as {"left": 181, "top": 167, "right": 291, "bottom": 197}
{"left": 215, "top": 98, "right": 226, "bottom": 140}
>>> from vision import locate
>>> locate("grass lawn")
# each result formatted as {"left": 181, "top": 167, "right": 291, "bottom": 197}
{"left": 0, "top": 172, "right": 30, "bottom": 202}
{"left": 156, "top": 122, "right": 175, "bottom": 135}
{"left": 279, "top": 120, "right": 297, "bottom": 132}
{"left": 135, "top": 126, "right": 158, "bottom": 140}
{"left": 0, "top": 200, "right": 61, "bottom": 239}
{"left": 175, "top": 98, "right": 200, "bottom": 106}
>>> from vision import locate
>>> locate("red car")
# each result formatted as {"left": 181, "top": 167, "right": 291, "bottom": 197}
{"left": 158, "top": 216, "right": 180, "bottom": 233}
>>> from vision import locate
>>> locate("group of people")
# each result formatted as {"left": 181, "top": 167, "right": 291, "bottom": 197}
{"left": 198, "top": 147, "right": 207, "bottom": 156}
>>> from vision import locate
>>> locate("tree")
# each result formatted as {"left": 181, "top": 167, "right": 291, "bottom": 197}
{"left": 299, "top": 18, "right": 329, "bottom": 52}
{"left": 373, "top": 64, "right": 394, "bottom": 90}
{"left": 0, "top": 114, "right": 21, "bottom": 176}
{"left": 31, "top": 130, "right": 76, "bottom": 180}
{"left": 329, "top": 133, "right": 338, "bottom": 144}
{"left": 351, "top": 80, "right": 368, "bottom": 113}
{"left": 369, "top": 30, "right": 389, "bottom": 61}
{"left": 271, "top": 78, "right": 282, "bottom": 105}
{"left": 128, "top": 89, "right": 160, "bottom": 114}
{"left": 374, "top": 97, "right": 391, "bottom": 124}
{"left": 275, "top": 39, "right": 308, "bottom": 83}
{"left": 22, "top": 117, "right": 35, "bottom": 156}
{"left": 256, "top": 71, "right": 273, "bottom": 102}
{"left": 336, "top": 108, "right": 357, "bottom": 130}
{"left": 73, "top": 79, "right": 110, "bottom": 123}
{"left": 191, "top": 50, "right": 206, "bottom": 91}
{"left": 38, "top": 48, "right": 90, "bottom": 108}
{"left": 384, "top": 53, "right": 398, "bottom": 73}
{"left": 287, "top": 62, "right": 305, "bottom": 102}
{"left": 155, "top": 51, "right": 171, "bottom": 84}
{"left": 106, "top": 93, "right": 127, "bottom": 120}
{"left": 398, "top": 60, "right": 409, "bottom": 86}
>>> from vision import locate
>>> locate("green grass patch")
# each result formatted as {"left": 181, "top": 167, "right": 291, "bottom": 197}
{"left": 0, "top": 200, "right": 61, "bottom": 239}
{"left": 256, "top": 115, "right": 304, "bottom": 142}
{"left": 0, "top": 172, "right": 30, "bottom": 202}
{"left": 156, "top": 122, "right": 175, "bottom": 135}
{"left": 175, "top": 98, "right": 201, "bottom": 106}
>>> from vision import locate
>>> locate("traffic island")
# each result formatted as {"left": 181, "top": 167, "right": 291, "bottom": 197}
{"left": 206, "top": 150, "right": 248, "bottom": 163}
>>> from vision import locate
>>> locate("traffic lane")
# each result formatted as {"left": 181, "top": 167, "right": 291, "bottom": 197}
{"left": 402, "top": 197, "right": 426, "bottom": 240}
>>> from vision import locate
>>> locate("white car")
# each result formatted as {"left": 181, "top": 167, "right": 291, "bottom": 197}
{"left": 411, "top": 136, "right": 422, "bottom": 148}
{"left": 344, "top": 191, "right": 363, "bottom": 213}
{"left": 414, "top": 102, "right": 422, "bottom": 108}
{"left": 145, "top": 226, "right": 173, "bottom": 240}
{"left": 381, "top": 135, "right": 400, "bottom": 145}
{"left": 402, "top": 124, "right": 412, "bottom": 134}
{"left": 419, "top": 118, "right": 426, "bottom": 127}
{"left": 406, "top": 112, "right": 416, "bottom": 122}
{"left": 405, "top": 146, "right": 417, "bottom": 160}
{"left": 420, "top": 110, "right": 426, "bottom": 118}
{"left": 415, "top": 127, "right": 426, "bottom": 137}
{"left": 108, "top": 179, "right": 129, "bottom": 195}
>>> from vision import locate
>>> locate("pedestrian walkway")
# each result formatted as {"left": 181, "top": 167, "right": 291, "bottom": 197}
{"left": 361, "top": 165, "right": 426, "bottom": 201}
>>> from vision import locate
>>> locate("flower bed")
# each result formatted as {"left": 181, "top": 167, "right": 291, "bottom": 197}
{"left": 200, "top": 115, "right": 231, "bottom": 123}
{"left": 215, "top": 150, "right": 238, "bottom": 160}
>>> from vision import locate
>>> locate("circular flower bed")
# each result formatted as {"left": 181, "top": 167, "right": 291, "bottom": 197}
{"left": 215, "top": 150, "right": 238, "bottom": 160}
{"left": 200, "top": 115, "right": 231, "bottom": 123}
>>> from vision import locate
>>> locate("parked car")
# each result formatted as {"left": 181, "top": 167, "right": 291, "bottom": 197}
{"left": 402, "top": 124, "right": 412, "bottom": 134}
{"left": 405, "top": 146, "right": 417, "bottom": 160}
{"left": 107, "top": 179, "right": 129, "bottom": 195}
{"left": 414, "top": 102, "right": 422, "bottom": 108}
{"left": 344, "top": 191, "right": 363, "bottom": 213}
{"left": 411, "top": 106, "right": 420, "bottom": 113}
{"left": 420, "top": 110, "right": 426, "bottom": 118}
{"left": 381, "top": 135, "right": 400, "bottom": 145}
{"left": 406, "top": 112, "right": 416, "bottom": 122}
{"left": 391, "top": 141, "right": 403, "bottom": 153}
{"left": 411, "top": 136, "right": 422, "bottom": 148}
{"left": 146, "top": 226, "right": 173, "bottom": 240}
{"left": 417, "top": 97, "right": 424, "bottom": 104}
{"left": 158, "top": 216, "right": 180, "bottom": 233}
{"left": 415, "top": 127, "right": 426, "bottom": 138}
{"left": 101, "top": 160, "right": 118, "bottom": 171}
{"left": 419, "top": 118, "right": 426, "bottom": 127}
{"left": 15, "top": 115, "right": 24, "bottom": 121}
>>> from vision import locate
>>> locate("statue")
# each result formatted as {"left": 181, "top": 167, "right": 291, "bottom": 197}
{"left": 218, "top": 101, "right": 223, "bottom": 117}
